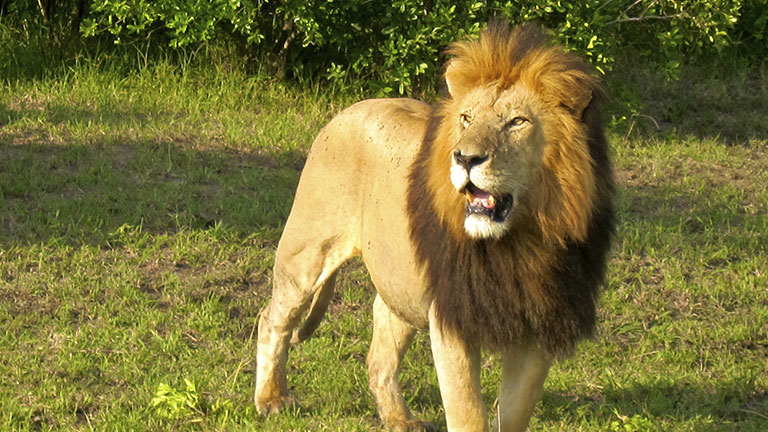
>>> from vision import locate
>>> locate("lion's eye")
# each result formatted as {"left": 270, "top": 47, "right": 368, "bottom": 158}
{"left": 459, "top": 113, "right": 473, "bottom": 129}
{"left": 505, "top": 117, "right": 528, "bottom": 129}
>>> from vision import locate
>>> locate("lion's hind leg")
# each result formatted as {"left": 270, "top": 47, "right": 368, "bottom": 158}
{"left": 254, "top": 231, "right": 355, "bottom": 414}
{"left": 368, "top": 295, "right": 436, "bottom": 432}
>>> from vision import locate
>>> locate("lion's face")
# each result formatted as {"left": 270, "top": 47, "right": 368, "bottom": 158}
{"left": 447, "top": 84, "right": 545, "bottom": 239}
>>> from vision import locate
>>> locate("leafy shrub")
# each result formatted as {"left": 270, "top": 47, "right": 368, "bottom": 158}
{"left": 2, "top": 0, "right": 765, "bottom": 94}
{"left": 265, "top": 0, "right": 763, "bottom": 92}
{"left": 730, "top": 0, "right": 768, "bottom": 57}
{"left": 79, "top": 0, "right": 261, "bottom": 48}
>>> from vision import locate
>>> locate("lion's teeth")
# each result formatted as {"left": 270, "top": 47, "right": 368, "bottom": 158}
{"left": 488, "top": 195, "right": 496, "bottom": 207}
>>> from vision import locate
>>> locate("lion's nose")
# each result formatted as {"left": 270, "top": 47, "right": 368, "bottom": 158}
{"left": 453, "top": 150, "right": 489, "bottom": 171}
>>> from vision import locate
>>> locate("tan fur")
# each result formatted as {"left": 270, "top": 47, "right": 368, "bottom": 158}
{"left": 254, "top": 22, "right": 614, "bottom": 431}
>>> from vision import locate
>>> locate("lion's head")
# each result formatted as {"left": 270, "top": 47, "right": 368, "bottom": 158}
{"left": 407, "top": 23, "right": 614, "bottom": 354}
{"left": 424, "top": 23, "right": 603, "bottom": 244}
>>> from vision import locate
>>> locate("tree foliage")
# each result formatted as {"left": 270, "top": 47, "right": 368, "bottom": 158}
{"left": 2, "top": 0, "right": 766, "bottom": 93}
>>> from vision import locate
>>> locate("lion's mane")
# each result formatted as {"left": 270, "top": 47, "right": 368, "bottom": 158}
{"left": 406, "top": 23, "right": 615, "bottom": 356}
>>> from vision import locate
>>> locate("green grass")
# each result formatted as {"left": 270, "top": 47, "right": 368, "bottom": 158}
{"left": 1, "top": 56, "right": 767, "bottom": 431}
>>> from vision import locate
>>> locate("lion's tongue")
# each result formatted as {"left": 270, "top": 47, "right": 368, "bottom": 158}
{"left": 470, "top": 189, "right": 497, "bottom": 210}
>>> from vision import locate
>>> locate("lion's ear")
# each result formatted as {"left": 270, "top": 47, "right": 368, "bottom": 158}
{"left": 553, "top": 72, "right": 595, "bottom": 118}
{"left": 564, "top": 85, "right": 593, "bottom": 118}
{"left": 444, "top": 60, "right": 466, "bottom": 99}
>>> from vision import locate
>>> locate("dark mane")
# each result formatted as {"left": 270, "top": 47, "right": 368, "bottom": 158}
{"left": 406, "top": 23, "right": 615, "bottom": 355}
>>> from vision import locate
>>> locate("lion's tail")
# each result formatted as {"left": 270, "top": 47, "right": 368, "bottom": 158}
{"left": 290, "top": 273, "right": 336, "bottom": 344}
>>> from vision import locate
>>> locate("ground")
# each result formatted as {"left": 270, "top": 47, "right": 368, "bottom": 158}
{"left": 0, "top": 61, "right": 766, "bottom": 430}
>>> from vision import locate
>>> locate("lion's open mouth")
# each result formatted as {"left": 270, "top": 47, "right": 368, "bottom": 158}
{"left": 464, "top": 183, "right": 514, "bottom": 222}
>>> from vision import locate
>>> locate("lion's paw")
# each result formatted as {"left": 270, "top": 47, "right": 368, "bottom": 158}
{"left": 255, "top": 395, "right": 296, "bottom": 415}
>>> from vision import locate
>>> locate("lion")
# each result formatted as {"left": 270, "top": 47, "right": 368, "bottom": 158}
{"left": 254, "top": 22, "right": 614, "bottom": 431}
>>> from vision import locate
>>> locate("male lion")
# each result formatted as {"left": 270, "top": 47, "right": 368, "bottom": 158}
{"left": 255, "top": 23, "right": 614, "bottom": 431}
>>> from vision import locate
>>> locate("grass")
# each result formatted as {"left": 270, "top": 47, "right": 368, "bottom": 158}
{"left": 1, "top": 50, "right": 767, "bottom": 431}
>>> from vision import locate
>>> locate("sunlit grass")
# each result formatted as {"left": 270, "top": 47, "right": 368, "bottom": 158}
{"left": 1, "top": 56, "right": 767, "bottom": 430}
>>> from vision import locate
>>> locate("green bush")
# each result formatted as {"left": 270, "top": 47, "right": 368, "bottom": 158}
{"left": 2, "top": 0, "right": 765, "bottom": 94}
{"left": 272, "top": 0, "right": 753, "bottom": 90}
{"left": 79, "top": 0, "right": 261, "bottom": 48}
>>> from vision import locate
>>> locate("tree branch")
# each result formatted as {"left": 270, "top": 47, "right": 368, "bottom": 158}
{"left": 606, "top": 12, "right": 686, "bottom": 26}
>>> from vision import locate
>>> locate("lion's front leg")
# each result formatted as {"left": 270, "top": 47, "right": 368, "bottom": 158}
{"left": 428, "top": 305, "right": 488, "bottom": 432}
{"left": 495, "top": 345, "right": 552, "bottom": 432}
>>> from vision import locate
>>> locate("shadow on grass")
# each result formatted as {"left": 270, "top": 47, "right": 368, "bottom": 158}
{"left": 541, "top": 379, "right": 768, "bottom": 430}
{"left": 0, "top": 101, "right": 158, "bottom": 127}
{"left": 606, "top": 62, "right": 768, "bottom": 146}
{"left": 0, "top": 132, "right": 306, "bottom": 246}
{"left": 616, "top": 179, "right": 768, "bottom": 257}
